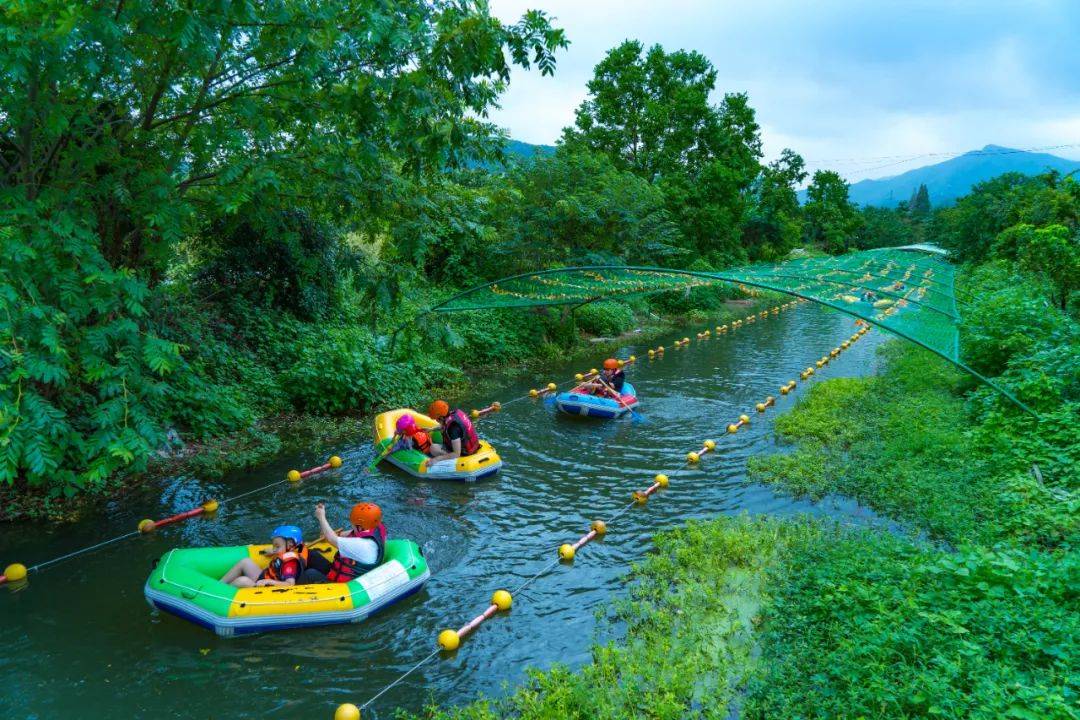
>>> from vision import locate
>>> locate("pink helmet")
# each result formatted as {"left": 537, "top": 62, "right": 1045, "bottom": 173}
{"left": 395, "top": 414, "right": 417, "bottom": 434}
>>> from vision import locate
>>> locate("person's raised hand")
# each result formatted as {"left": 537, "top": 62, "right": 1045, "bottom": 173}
{"left": 315, "top": 502, "right": 326, "bottom": 520}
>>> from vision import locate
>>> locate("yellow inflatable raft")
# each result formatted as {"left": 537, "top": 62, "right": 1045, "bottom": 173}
{"left": 373, "top": 409, "right": 502, "bottom": 482}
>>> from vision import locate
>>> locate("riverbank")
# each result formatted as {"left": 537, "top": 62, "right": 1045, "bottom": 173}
{"left": 407, "top": 339, "right": 1078, "bottom": 720}
{"left": 404, "top": 253, "right": 1080, "bottom": 720}
{"left": 0, "top": 294, "right": 780, "bottom": 522}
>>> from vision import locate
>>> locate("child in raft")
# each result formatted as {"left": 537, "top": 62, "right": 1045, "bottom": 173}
{"left": 390, "top": 414, "right": 434, "bottom": 456}
{"left": 578, "top": 358, "right": 625, "bottom": 397}
{"left": 219, "top": 525, "right": 306, "bottom": 588}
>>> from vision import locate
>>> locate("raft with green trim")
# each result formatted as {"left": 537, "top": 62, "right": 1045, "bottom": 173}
{"left": 145, "top": 538, "right": 429, "bottom": 637}
{"left": 373, "top": 409, "right": 502, "bottom": 482}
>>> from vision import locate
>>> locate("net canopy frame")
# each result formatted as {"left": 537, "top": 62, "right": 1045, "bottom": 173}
{"left": 397, "top": 247, "right": 1036, "bottom": 416}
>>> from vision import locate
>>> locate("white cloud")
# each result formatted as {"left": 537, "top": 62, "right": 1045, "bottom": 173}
{"left": 488, "top": 0, "right": 1080, "bottom": 178}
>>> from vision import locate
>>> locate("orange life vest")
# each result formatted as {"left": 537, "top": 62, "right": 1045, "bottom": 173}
{"left": 412, "top": 431, "right": 432, "bottom": 453}
{"left": 263, "top": 544, "right": 308, "bottom": 581}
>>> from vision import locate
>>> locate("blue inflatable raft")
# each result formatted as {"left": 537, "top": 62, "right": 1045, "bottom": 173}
{"left": 555, "top": 382, "right": 638, "bottom": 419}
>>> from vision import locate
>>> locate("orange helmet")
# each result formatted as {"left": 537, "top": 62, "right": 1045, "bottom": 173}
{"left": 350, "top": 502, "right": 382, "bottom": 530}
{"left": 428, "top": 400, "right": 450, "bottom": 419}
{"left": 603, "top": 358, "right": 619, "bottom": 370}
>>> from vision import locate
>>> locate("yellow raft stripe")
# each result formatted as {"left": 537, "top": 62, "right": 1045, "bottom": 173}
{"left": 231, "top": 542, "right": 356, "bottom": 617}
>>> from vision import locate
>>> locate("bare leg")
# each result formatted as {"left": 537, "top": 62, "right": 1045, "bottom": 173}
{"left": 221, "top": 558, "right": 263, "bottom": 586}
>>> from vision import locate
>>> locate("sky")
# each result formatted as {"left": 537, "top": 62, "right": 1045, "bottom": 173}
{"left": 486, "top": 0, "right": 1080, "bottom": 182}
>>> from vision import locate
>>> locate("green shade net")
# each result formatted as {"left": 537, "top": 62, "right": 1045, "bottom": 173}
{"left": 422, "top": 247, "right": 1032, "bottom": 415}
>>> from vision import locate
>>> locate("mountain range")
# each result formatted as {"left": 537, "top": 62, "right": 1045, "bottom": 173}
{"left": 502, "top": 141, "right": 1080, "bottom": 209}
{"left": 813, "top": 145, "right": 1080, "bottom": 207}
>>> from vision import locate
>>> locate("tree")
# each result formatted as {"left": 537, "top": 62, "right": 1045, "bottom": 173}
{"left": 936, "top": 172, "right": 1080, "bottom": 262}
{"left": 1017, "top": 225, "right": 1080, "bottom": 310}
{"left": 562, "top": 41, "right": 723, "bottom": 180}
{"left": 909, "top": 183, "right": 932, "bottom": 218}
{"left": 477, "top": 148, "right": 683, "bottom": 277}
{"left": 802, "top": 170, "right": 861, "bottom": 254}
{"left": 0, "top": 1, "right": 566, "bottom": 493}
{"left": 854, "top": 206, "right": 912, "bottom": 249}
{"left": 563, "top": 42, "right": 766, "bottom": 261}
{"left": 742, "top": 149, "right": 807, "bottom": 260}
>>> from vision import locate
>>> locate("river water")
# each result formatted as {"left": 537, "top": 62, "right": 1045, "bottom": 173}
{"left": 1, "top": 303, "right": 894, "bottom": 719}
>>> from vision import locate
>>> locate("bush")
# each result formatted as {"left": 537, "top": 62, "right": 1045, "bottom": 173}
{"left": 573, "top": 301, "right": 635, "bottom": 337}
{"left": 283, "top": 326, "right": 459, "bottom": 414}
{"left": 192, "top": 208, "right": 358, "bottom": 321}
{"left": 747, "top": 534, "right": 1079, "bottom": 720}
{"left": 960, "top": 262, "right": 1069, "bottom": 377}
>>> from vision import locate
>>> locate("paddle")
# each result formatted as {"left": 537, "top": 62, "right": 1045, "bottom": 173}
{"left": 364, "top": 432, "right": 402, "bottom": 474}
{"left": 594, "top": 375, "right": 639, "bottom": 418}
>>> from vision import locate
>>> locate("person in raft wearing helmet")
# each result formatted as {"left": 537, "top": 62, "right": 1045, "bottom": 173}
{"left": 390, "top": 414, "right": 434, "bottom": 456}
{"left": 219, "top": 525, "right": 306, "bottom": 587}
{"left": 425, "top": 400, "right": 480, "bottom": 461}
{"left": 302, "top": 501, "right": 387, "bottom": 583}
{"left": 581, "top": 358, "right": 625, "bottom": 397}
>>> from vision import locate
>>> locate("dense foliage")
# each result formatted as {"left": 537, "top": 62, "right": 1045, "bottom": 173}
{"left": 0, "top": 0, "right": 565, "bottom": 497}
{"left": 746, "top": 530, "right": 1078, "bottom": 720}
{"left": 1, "top": 15, "right": 827, "bottom": 501}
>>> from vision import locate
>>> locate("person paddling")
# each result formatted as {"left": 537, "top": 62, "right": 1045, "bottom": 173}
{"left": 581, "top": 358, "right": 625, "bottom": 398}
{"left": 425, "top": 400, "right": 480, "bottom": 461}
{"left": 220, "top": 525, "right": 306, "bottom": 588}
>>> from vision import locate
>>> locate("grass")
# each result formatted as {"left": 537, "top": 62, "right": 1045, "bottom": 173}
{"left": 406, "top": 514, "right": 1080, "bottom": 720}
{"left": 749, "top": 342, "right": 1078, "bottom": 547}
{"left": 405, "top": 338, "right": 1078, "bottom": 720}
{"left": 745, "top": 530, "right": 1079, "bottom": 720}
{"left": 406, "top": 516, "right": 817, "bottom": 720}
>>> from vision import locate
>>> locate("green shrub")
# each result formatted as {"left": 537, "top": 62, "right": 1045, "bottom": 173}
{"left": 283, "top": 325, "right": 459, "bottom": 414}
{"left": 573, "top": 301, "right": 635, "bottom": 337}
{"left": 959, "top": 262, "right": 1069, "bottom": 377}
{"left": 408, "top": 516, "right": 817, "bottom": 720}
{"left": 746, "top": 534, "right": 1079, "bottom": 720}
{"left": 192, "top": 208, "right": 359, "bottom": 321}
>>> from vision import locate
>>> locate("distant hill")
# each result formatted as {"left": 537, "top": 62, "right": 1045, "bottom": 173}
{"left": 504, "top": 139, "right": 556, "bottom": 159}
{"left": 464, "top": 138, "right": 555, "bottom": 170}
{"left": 799, "top": 145, "right": 1080, "bottom": 208}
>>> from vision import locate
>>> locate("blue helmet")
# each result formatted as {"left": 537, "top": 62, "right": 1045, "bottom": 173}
{"left": 271, "top": 525, "right": 304, "bottom": 545}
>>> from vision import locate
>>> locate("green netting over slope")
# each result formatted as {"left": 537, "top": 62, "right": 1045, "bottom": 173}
{"left": 421, "top": 247, "right": 1033, "bottom": 415}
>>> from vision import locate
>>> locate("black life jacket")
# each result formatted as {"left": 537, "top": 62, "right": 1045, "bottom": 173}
{"left": 326, "top": 524, "right": 387, "bottom": 583}
{"left": 596, "top": 369, "right": 625, "bottom": 395}
{"left": 444, "top": 409, "right": 480, "bottom": 456}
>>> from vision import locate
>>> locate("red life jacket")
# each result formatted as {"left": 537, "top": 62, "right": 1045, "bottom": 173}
{"left": 263, "top": 545, "right": 308, "bottom": 581}
{"left": 326, "top": 523, "right": 387, "bottom": 583}
{"left": 445, "top": 409, "right": 480, "bottom": 456}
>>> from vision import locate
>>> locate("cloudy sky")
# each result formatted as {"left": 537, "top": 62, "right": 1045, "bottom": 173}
{"left": 487, "top": 0, "right": 1080, "bottom": 181}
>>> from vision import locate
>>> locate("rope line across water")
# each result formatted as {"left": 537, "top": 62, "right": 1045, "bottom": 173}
{"left": 0, "top": 457, "right": 345, "bottom": 587}
{"left": 344, "top": 298, "right": 869, "bottom": 717}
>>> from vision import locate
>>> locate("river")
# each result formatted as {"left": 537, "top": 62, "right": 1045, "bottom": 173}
{"left": 1, "top": 303, "right": 896, "bottom": 719}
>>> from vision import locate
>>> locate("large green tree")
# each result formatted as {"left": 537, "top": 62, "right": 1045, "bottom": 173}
{"left": 487, "top": 148, "right": 684, "bottom": 274}
{"left": 802, "top": 170, "right": 861, "bottom": 254}
{"left": 742, "top": 149, "right": 807, "bottom": 260}
{"left": 1016, "top": 225, "right": 1080, "bottom": 311}
{"left": 564, "top": 41, "right": 765, "bottom": 261}
{"left": 562, "top": 41, "right": 722, "bottom": 180}
{"left": 0, "top": 0, "right": 565, "bottom": 494}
